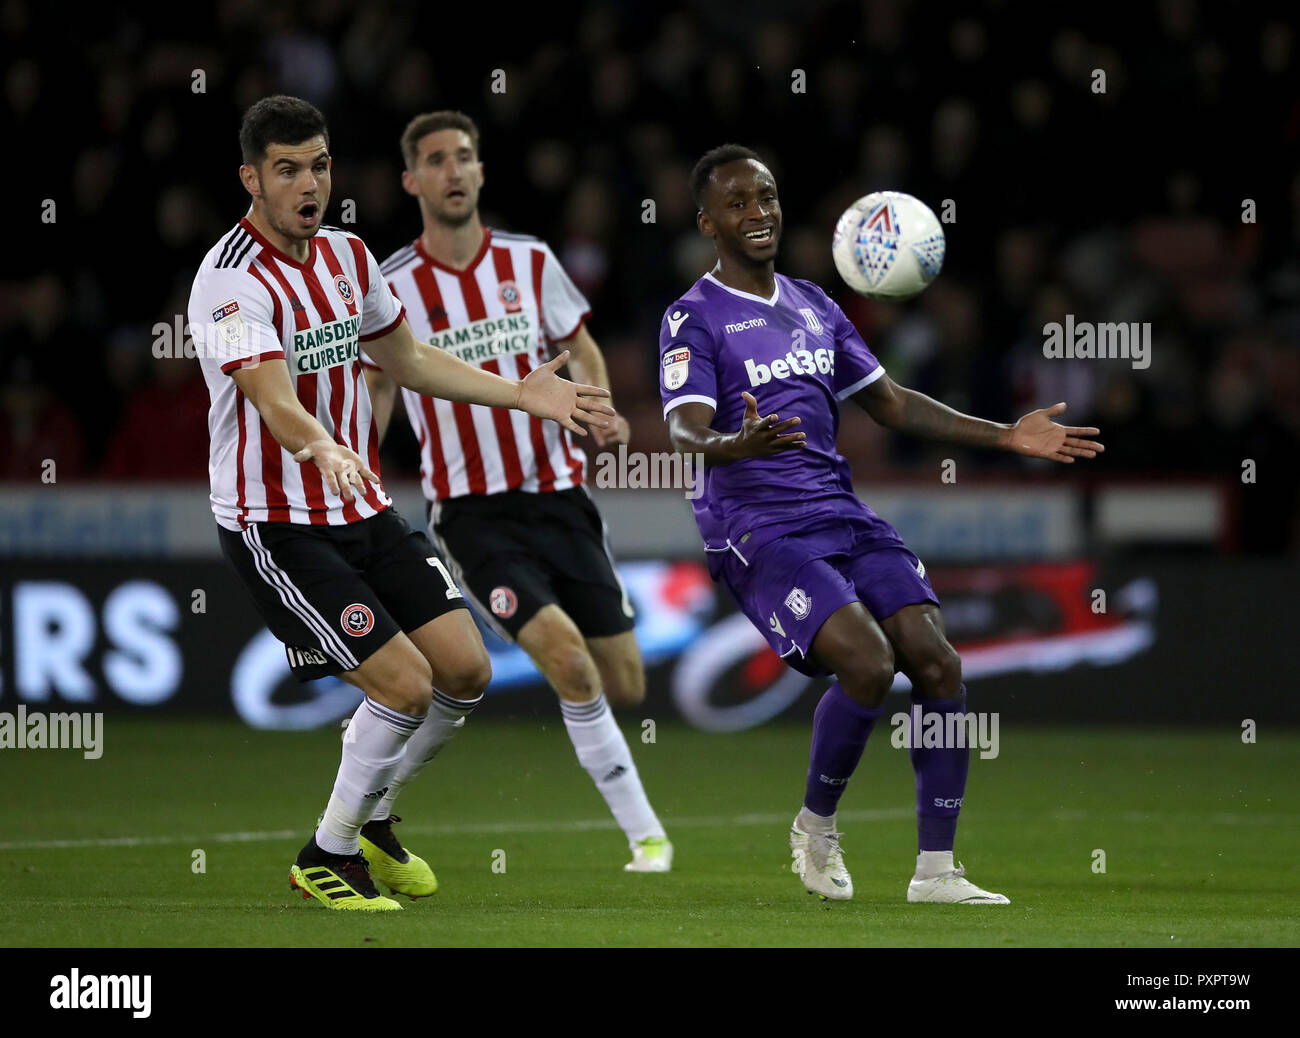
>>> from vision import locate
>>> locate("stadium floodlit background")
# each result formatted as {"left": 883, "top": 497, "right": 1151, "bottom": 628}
{"left": 1, "top": 0, "right": 1297, "bottom": 950}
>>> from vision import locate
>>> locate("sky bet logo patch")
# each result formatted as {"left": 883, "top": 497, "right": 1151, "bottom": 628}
{"left": 662, "top": 348, "right": 690, "bottom": 389}
{"left": 211, "top": 298, "right": 244, "bottom": 344}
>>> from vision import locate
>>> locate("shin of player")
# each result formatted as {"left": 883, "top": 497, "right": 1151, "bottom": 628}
{"left": 801, "top": 595, "right": 976, "bottom": 869}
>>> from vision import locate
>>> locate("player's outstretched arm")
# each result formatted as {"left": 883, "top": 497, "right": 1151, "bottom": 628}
{"left": 362, "top": 318, "right": 614, "bottom": 435}
{"left": 667, "top": 392, "right": 807, "bottom": 465}
{"left": 851, "top": 374, "right": 1104, "bottom": 464}
{"left": 230, "top": 359, "right": 378, "bottom": 500}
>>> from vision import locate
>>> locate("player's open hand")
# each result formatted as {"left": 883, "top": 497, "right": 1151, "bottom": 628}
{"left": 515, "top": 349, "right": 615, "bottom": 436}
{"left": 591, "top": 412, "right": 631, "bottom": 449}
{"left": 293, "top": 439, "right": 380, "bottom": 500}
{"left": 1008, "top": 402, "right": 1104, "bottom": 463}
{"left": 733, "top": 391, "right": 807, "bottom": 458}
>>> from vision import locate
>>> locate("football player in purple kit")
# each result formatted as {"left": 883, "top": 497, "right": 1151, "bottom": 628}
{"left": 661, "top": 145, "right": 1104, "bottom": 905}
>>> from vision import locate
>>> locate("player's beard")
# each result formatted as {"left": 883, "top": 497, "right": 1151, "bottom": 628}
{"left": 273, "top": 215, "right": 316, "bottom": 244}
{"left": 432, "top": 203, "right": 476, "bottom": 229}
{"left": 268, "top": 195, "right": 326, "bottom": 243}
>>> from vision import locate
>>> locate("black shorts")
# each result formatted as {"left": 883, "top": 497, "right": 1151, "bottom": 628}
{"left": 218, "top": 507, "right": 468, "bottom": 682}
{"left": 429, "top": 486, "right": 636, "bottom": 641}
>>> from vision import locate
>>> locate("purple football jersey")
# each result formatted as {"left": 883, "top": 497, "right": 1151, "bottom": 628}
{"left": 660, "top": 271, "right": 894, "bottom": 557}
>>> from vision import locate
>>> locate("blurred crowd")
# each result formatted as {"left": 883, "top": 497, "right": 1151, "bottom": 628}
{"left": 5, "top": 0, "right": 1299, "bottom": 550}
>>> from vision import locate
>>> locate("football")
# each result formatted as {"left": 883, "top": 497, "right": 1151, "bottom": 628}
{"left": 831, "top": 191, "right": 946, "bottom": 300}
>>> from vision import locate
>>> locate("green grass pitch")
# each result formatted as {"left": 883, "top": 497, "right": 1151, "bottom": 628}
{"left": 1, "top": 717, "right": 1295, "bottom": 947}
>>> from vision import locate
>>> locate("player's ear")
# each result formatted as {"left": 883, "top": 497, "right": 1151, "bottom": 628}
{"left": 239, "top": 163, "right": 261, "bottom": 198}
{"left": 697, "top": 208, "right": 713, "bottom": 237}
{"left": 400, "top": 169, "right": 418, "bottom": 197}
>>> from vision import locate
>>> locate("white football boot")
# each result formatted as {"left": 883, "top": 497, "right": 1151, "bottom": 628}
{"left": 624, "top": 836, "right": 673, "bottom": 873}
{"left": 789, "top": 822, "right": 853, "bottom": 900}
{"left": 907, "top": 862, "right": 1010, "bottom": 904}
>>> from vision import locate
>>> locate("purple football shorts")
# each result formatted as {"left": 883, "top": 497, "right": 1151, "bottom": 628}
{"left": 713, "top": 513, "right": 939, "bottom": 677}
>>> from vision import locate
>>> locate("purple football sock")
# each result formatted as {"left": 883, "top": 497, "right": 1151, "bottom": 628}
{"left": 803, "top": 682, "right": 885, "bottom": 817}
{"left": 910, "top": 685, "right": 971, "bottom": 852}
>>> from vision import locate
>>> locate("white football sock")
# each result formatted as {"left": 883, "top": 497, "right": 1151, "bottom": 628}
{"left": 369, "top": 689, "right": 481, "bottom": 821}
{"left": 316, "top": 697, "right": 423, "bottom": 855}
{"left": 915, "top": 850, "right": 955, "bottom": 878}
{"left": 560, "top": 694, "right": 665, "bottom": 846}
{"left": 796, "top": 806, "right": 837, "bottom": 833}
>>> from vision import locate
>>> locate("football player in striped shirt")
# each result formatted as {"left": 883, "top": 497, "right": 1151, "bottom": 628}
{"left": 363, "top": 112, "right": 672, "bottom": 872}
{"left": 188, "top": 95, "right": 613, "bottom": 910}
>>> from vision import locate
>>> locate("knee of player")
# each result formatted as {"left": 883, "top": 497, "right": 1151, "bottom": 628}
{"left": 914, "top": 644, "right": 962, "bottom": 696}
{"left": 841, "top": 655, "right": 896, "bottom": 707}
{"left": 442, "top": 651, "right": 492, "bottom": 701}
{"left": 545, "top": 645, "right": 601, "bottom": 702}
{"left": 374, "top": 651, "right": 433, "bottom": 713}
{"left": 385, "top": 671, "right": 435, "bottom": 715}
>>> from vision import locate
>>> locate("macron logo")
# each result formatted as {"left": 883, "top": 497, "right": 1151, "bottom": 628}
{"left": 667, "top": 310, "right": 689, "bottom": 337}
{"left": 744, "top": 348, "right": 835, "bottom": 387}
{"left": 724, "top": 318, "right": 767, "bottom": 334}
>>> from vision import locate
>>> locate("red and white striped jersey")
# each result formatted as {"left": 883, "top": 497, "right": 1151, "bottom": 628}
{"left": 188, "top": 218, "right": 406, "bottom": 531}
{"left": 374, "top": 229, "right": 591, "bottom": 502}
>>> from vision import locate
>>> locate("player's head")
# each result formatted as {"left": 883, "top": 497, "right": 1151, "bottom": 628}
{"left": 691, "top": 144, "right": 780, "bottom": 267}
{"left": 400, "top": 111, "right": 484, "bottom": 229}
{"left": 238, "top": 95, "right": 331, "bottom": 242}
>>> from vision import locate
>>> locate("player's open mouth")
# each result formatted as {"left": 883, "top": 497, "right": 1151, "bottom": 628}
{"left": 744, "top": 227, "right": 774, "bottom": 244}
{"left": 446, "top": 189, "right": 466, "bottom": 201}
{"left": 298, "top": 203, "right": 319, "bottom": 223}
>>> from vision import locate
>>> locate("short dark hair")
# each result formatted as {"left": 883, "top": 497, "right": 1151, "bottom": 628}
{"left": 690, "top": 144, "right": 764, "bottom": 210}
{"left": 239, "top": 95, "right": 329, "bottom": 166}
{"left": 400, "top": 111, "right": 481, "bottom": 170}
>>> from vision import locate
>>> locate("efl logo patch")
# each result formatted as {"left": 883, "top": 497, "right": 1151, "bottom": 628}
{"left": 498, "top": 280, "right": 521, "bottom": 311}
{"left": 662, "top": 348, "right": 690, "bottom": 390}
{"left": 341, "top": 603, "right": 375, "bottom": 637}
{"left": 490, "top": 586, "right": 518, "bottom": 618}
{"left": 211, "top": 298, "right": 245, "bottom": 344}
{"left": 784, "top": 587, "right": 811, "bottom": 620}
{"left": 334, "top": 274, "right": 355, "bottom": 304}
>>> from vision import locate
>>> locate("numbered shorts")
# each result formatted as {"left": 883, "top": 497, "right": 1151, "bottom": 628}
{"left": 218, "top": 507, "right": 468, "bottom": 681}
{"left": 428, "top": 486, "right": 636, "bottom": 642}
{"left": 714, "top": 514, "right": 939, "bottom": 678}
